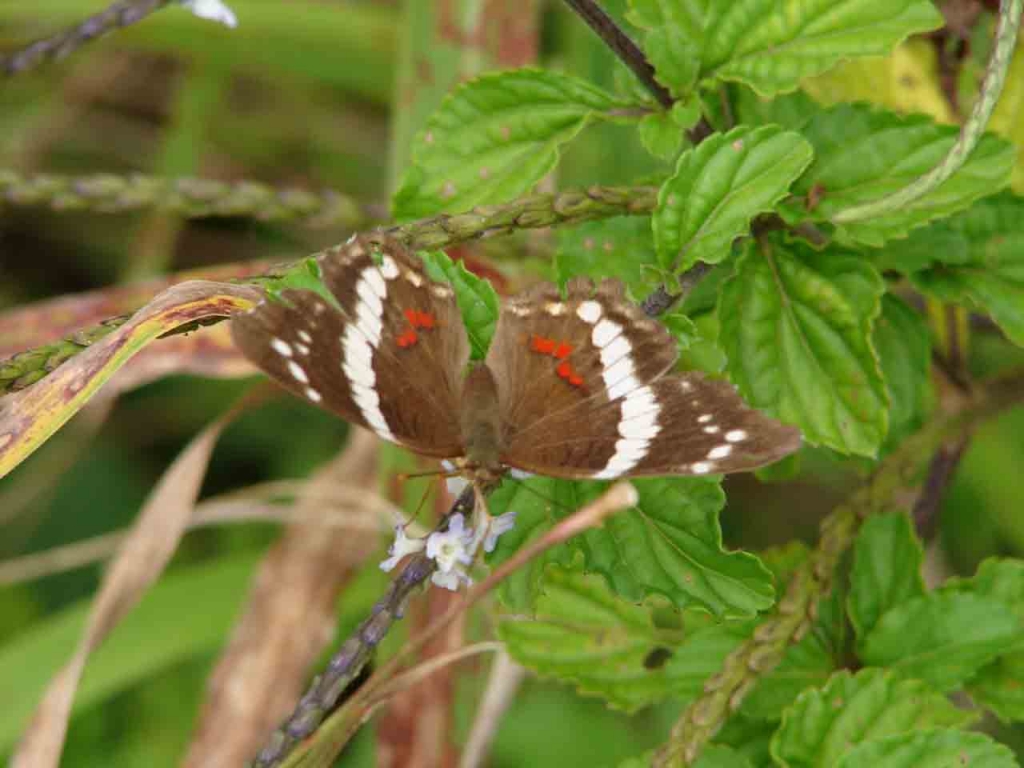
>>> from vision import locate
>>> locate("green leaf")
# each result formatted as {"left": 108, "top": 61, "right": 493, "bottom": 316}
{"left": 789, "top": 104, "right": 1014, "bottom": 247}
{"left": 488, "top": 476, "right": 775, "bottom": 618}
{"left": 944, "top": 558, "right": 1024, "bottom": 618}
{"left": 910, "top": 192, "right": 1024, "bottom": 346}
{"left": 718, "top": 238, "right": 888, "bottom": 456}
{"left": 835, "top": 729, "right": 1016, "bottom": 768}
{"left": 946, "top": 559, "right": 1024, "bottom": 721}
{"left": 266, "top": 256, "right": 339, "bottom": 309}
{"left": 556, "top": 216, "right": 663, "bottom": 299}
{"left": 624, "top": 1, "right": 702, "bottom": 98}
{"left": 498, "top": 568, "right": 680, "bottom": 712}
{"left": 627, "top": 0, "right": 942, "bottom": 98}
{"left": 848, "top": 513, "right": 926, "bottom": 646}
{"left": 772, "top": 669, "right": 976, "bottom": 768}
{"left": 968, "top": 651, "right": 1024, "bottom": 723}
{"left": 653, "top": 125, "right": 813, "bottom": 270}
{"left": 419, "top": 250, "right": 499, "bottom": 358}
{"left": 392, "top": 69, "right": 623, "bottom": 219}
{"left": 740, "top": 629, "right": 835, "bottom": 721}
{"left": 639, "top": 110, "right": 686, "bottom": 161}
{"left": 872, "top": 296, "right": 933, "bottom": 452}
{"left": 860, "top": 592, "right": 1022, "bottom": 691}
{"left": 661, "top": 617, "right": 755, "bottom": 702}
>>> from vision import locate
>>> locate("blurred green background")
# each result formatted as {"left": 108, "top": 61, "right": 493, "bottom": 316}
{"left": 1, "top": 1, "right": 1023, "bottom": 765}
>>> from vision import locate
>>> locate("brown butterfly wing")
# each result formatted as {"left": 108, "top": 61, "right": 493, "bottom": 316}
{"left": 231, "top": 236, "right": 470, "bottom": 458}
{"left": 486, "top": 277, "right": 801, "bottom": 478}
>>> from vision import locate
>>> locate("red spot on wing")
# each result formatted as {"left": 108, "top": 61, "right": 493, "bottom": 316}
{"left": 531, "top": 335, "right": 556, "bottom": 355}
{"left": 554, "top": 342, "right": 572, "bottom": 359}
{"left": 397, "top": 329, "right": 418, "bottom": 348}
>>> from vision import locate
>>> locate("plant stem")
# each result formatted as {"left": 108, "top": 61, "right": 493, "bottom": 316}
{"left": 0, "top": 171, "right": 370, "bottom": 229}
{"left": 560, "top": 0, "right": 673, "bottom": 109}
{"left": 1, "top": 0, "right": 176, "bottom": 77}
{"left": 832, "top": 0, "right": 1022, "bottom": 224}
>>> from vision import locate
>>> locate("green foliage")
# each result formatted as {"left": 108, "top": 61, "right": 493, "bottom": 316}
{"left": 420, "top": 250, "right": 500, "bottom": 358}
{"left": 786, "top": 104, "right": 1015, "bottom": 247}
{"left": 488, "top": 476, "right": 775, "bottom": 618}
{"left": 860, "top": 592, "right": 1021, "bottom": 691}
{"left": 626, "top": 0, "right": 943, "bottom": 98}
{"left": 393, "top": 69, "right": 625, "bottom": 219}
{"left": 834, "top": 730, "right": 1017, "bottom": 768}
{"left": 718, "top": 238, "right": 888, "bottom": 456}
{"left": 848, "top": 513, "right": 926, "bottom": 645}
{"left": 498, "top": 567, "right": 751, "bottom": 712}
{"left": 772, "top": 669, "right": 976, "bottom": 768}
{"left": 653, "top": 125, "right": 813, "bottom": 270}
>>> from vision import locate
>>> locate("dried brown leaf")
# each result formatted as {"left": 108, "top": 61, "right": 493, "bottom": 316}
{"left": 0, "top": 280, "right": 261, "bottom": 478}
{"left": 11, "top": 408, "right": 234, "bottom": 768}
{"left": 183, "top": 429, "right": 381, "bottom": 768}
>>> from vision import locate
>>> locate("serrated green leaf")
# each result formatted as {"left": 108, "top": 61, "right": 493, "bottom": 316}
{"left": 909, "top": 192, "right": 1024, "bottom": 346}
{"left": 943, "top": 558, "right": 1024, "bottom": 618}
{"left": 740, "top": 630, "right": 835, "bottom": 721}
{"left": 497, "top": 568, "right": 685, "bottom": 712}
{"left": 639, "top": 110, "right": 686, "bottom": 161}
{"left": 946, "top": 559, "right": 1024, "bottom": 721}
{"left": 419, "top": 250, "right": 499, "bottom": 358}
{"left": 624, "top": 0, "right": 702, "bottom": 98}
{"left": 968, "top": 651, "right": 1024, "bottom": 723}
{"left": 653, "top": 125, "right": 813, "bottom": 270}
{"left": 556, "top": 217, "right": 663, "bottom": 299}
{"left": 771, "top": 669, "right": 974, "bottom": 768}
{"left": 628, "top": 0, "right": 942, "bottom": 98}
{"left": 789, "top": 104, "right": 1014, "bottom": 247}
{"left": 849, "top": 513, "right": 926, "bottom": 646}
{"left": 861, "top": 592, "right": 1021, "bottom": 691}
{"left": 718, "top": 238, "right": 888, "bottom": 456}
{"left": 488, "top": 476, "right": 774, "bottom": 618}
{"left": 392, "top": 69, "right": 623, "bottom": 219}
{"left": 873, "top": 296, "right": 933, "bottom": 452}
{"left": 835, "top": 729, "right": 1016, "bottom": 768}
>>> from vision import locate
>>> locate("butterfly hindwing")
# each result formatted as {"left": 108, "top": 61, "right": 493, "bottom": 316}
{"left": 487, "top": 276, "right": 800, "bottom": 479}
{"left": 231, "top": 236, "right": 470, "bottom": 458}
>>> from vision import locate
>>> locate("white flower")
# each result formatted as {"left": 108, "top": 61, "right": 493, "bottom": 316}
{"left": 379, "top": 523, "right": 425, "bottom": 572}
{"left": 181, "top": 0, "right": 238, "bottom": 28}
{"left": 431, "top": 568, "right": 473, "bottom": 591}
{"left": 483, "top": 511, "right": 517, "bottom": 553}
{"left": 426, "top": 514, "right": 475, "bottom": 573}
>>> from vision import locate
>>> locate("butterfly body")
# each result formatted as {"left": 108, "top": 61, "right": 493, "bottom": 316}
{"left": 231, "top": 236, "right": 801, "bottom": 485}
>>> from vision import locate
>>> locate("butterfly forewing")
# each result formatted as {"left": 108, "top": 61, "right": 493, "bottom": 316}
{"left": 231, "top": 236, "right": 470, "bottom": 458}
{"left": 487, "top": 276, "right": 800, "bottom": 479}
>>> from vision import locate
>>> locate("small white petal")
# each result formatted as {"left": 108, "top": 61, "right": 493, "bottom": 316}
{"left": 483, "top": 512, "right": 517, "bottom": 553}
{"left": 182, "top": 0, "right": 238, "bottom": 27}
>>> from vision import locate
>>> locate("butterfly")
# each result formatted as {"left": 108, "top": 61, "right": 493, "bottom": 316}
{"left": 231, "top": 235, "right": 801, "bottom": 488}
